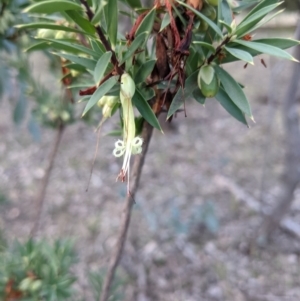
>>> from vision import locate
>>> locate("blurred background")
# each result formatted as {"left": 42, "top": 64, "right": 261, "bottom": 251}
{"left": 1, "top": 1, "right": 300, "bottom": 300}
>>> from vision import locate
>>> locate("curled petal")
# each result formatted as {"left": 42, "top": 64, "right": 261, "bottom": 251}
{"left": 115, "top": 140, "right": 125, "bottom": 149}
{"left": 113, "top": 148, "right": 126, "bottom": 157}
{"left": 132, "top": 137, "right": 143, "bottom": 147}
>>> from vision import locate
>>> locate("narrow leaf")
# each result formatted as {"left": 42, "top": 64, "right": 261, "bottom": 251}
{"left": 134, "top": 60, "right": 156, "bottom": 85}
{"left": 24, "top": 0, "right": 82, "bottom": 14}
{"left": 132, "top": 89, "right": 162, "bottom": 131}
{"left": 40, "top": 39, "right": 100, "bottom": 58}
{"left": 104, "top": 0, "right": 118, "bottom": 48}
{"left": 92, "top": 0, "right": 108, "bottom": 25}
{"left": 135, "top": 8, "right": 156, "bottom": 38}
{"left": 16, "top": 23, "right": 91, "bottom": 36}
{"left": 254, "top": 38, "right": 300, "bottom": 49}
{"left": 193, "top": 41, "right": 215, "bottom": 53}
{"left": 65, "top": 10, "right": 96, "bottom": 34}
{"left": 167, "top": 70, "right": 198, "bottom": 119}
{"left": 119, "top": 32, "right": 147, "bottom": 65}
{"left": 54, "top": 53, "right": 97, "bottom": 71}
{"left": 82, "top": 76, "right": 119, "bottom": 116}
{"left": 215, "top": 88, "right": 248, "bottom": 125}
{"left": 225, "top": 46, "right": 254, "bottom": 64}
{"left": 234, "top": 40, "right": 298, "bottom": 61}
{"left": 94, "top": 52, "right": 112, "bottom": 84}
{"left": 214, "top": 65, "right": 252, "bottom": 118}
{"left": 160, "top": 13, "right": 171, "bottom": 32}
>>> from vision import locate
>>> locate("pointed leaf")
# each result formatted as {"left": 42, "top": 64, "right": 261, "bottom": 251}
{"left": 40, "top": 39, "right": 100, "bottom": 58}
{"left": 254, "top": 38, "right": 300, "bottom": 49}
{"left": 82, "top": 76, "right": 119, "bottom": 116}
{"left": 119, "top": 32, "right": 147, "bottom": 65}
{"left": 54, "top": 53, "right": 97, "bottom": 71}
{"left": 224, "top": 46, "right": 254, "bottom": 64}
{"left": 104, "top": 0, "right": 118, "bottom": 48}
{"left": 214, "top": 65, "right": 252, "bottom": 118}
{"left": 135, "top": 8, "right": 156, "bottom": 38}
{"left": 24, "top": 0, "right": 83, "bottom": 14}
{"left": 215, "top": 88, "right": 248, "bottom": 125}
{"left": 234, "top": 40, "right": 298, "bottom": 61}
{"left": 160, "top": 13, "right": 171, "bottom": 32}
{"left": 192, "top": 88, "right": 206, "bottom": 105}
{"left": 16, "top": 23, "right": 90, "bottom": 36}
{"left": 167, "top": 70, "right": 199, "bottom": 119}
{"left": 132, "top": 89, "right": 162, "bottom": 131}
{"left": 134, "top": 60, "right": 156, "bottom": 85}
{"left": 94, "top": 52, "right": 112, "bottom": 84}
{"left": 65, "top": 10, "right": 96, "bottom": 34}
{"left": 193, "top": 41, "right": 215, "bottom": 53}
{"left": 235, "top": 2, "right": 283, "bottom": 37}
{"left": 92, "top": 0, "right": 108, "bottom": 25}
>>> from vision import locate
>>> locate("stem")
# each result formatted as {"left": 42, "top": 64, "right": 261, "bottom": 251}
{"left": 99, "top": 121, "right": 153, "bottom": 301}
{"left": 30, "top": 123, "right": 65, "bottom": 238}
{"left": 80, "top": 0, "right": 123, "bottom": 74}
{"left": 207, "top": 36, "right": 231, "bottom": 65}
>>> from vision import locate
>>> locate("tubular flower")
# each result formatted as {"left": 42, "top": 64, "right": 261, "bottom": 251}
{"left": 114, "top": 73, "right": 143, "bottom": 191}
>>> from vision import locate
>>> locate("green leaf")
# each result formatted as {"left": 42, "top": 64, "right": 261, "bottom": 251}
{"left": 214, "top": 65, "right": 252, "bottom": 118}
{"left": 25, "top": 41, "right": 50, "bottom": 52}
{"left": 254, "top": 38, "right": 300, "bottom": 49}
{"left": 135, "top": 8, "right": 156, "bottom": 38}
{"left": 104, "top": 0, "right": 118, "bottom": 48}
{"left": 132, "top": 89, "right": 162, "bottom": 131}
{"left": 125, "top": 0, "right": 142, "bottom": 8}
{"left": 134, "top": 60, "right": 156, "bottom": 85}
{"left": 220, "top": 0, "right": 232, "bottom": 25}
{"left": 215, "top": 88, "right": 248, "bottom": 125}
{"left": 235, "top": 2, "right": 283, "bottom": 37}
{"left": 192, "top": 88, "right": 206, "bottom": 105}
{"left": 54, "top": 53, "right": 97, "bottom": 71}
{"left": 94, "top": 52, "right": 112, "bottom": 84}
{"left": 193, "top": 41, "right": 215, "bottom": 53}
{"left": 167, "top": 70, "right": 199, "bottom": 119}
{"left": 119, "top": 32, "right": 147, "bottom": 65}
{"left": 82, "top": 76, "right": 119, "bottom": 116}
{"left": 65, "top": 10, "right": 96, "bottom": 34}
{"left": 40, "top": 39, "right": 100, "bottom": 58}
{"left": 234, "top": 40, "right": 298, "bottom": 62}
{"left": 16, "top": 23, "right": 91, "bottom": 36}
{"left": 160, "top": 13, "right": 171, "bottom": 32}
{"left": 224, "top": 46, "right": 254, "bottom": 64}
{"left": 24, "top": 0, "right": 83, "bottom": 14}
{"left": 176, "top": 0, "right": 223, "bottom": 38}
{"left": 243, "top": 0, "right": 279, "bottom": 22}
{"left": 91, "top": 0, "right": 108, "bottom": 25}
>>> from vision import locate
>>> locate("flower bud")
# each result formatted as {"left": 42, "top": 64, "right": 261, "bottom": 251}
{"left": 19, "top": 277, "right": 33, "bottom": 292}
{"left": 198, "top": 65, "right": 219, "bottom": 98}
{"left": 102, "top": 104, "right": 112, "bottom": 118}
{"left": 120, "top": 73, "right": 136, "bottom": 99}
{"left": 97, "top": 96, "right": 109, "bottom": 108}
{"left": 30, "top": 280, "right": 42, "bottom": 292}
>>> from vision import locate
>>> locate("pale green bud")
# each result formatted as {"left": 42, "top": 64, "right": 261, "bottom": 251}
{"left": 120, "top": 73, "right": 136, "bottom": 99}
{"left": 30, "top": 280, "right": 42, "bottom": 292}
{"left": 19, "top": 277, "right": 33, "bottom": 292}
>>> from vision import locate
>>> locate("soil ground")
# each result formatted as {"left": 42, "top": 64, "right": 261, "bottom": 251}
{"left": 1, "top": 24, "right": 300, "bottom": 301}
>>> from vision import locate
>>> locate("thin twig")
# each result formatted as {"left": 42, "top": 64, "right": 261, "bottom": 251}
{"left": 30, "top": 123, "right": 65, "bottom": 238}
{"left": 99, "top": 121, "right": 153, "bottom": 301}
